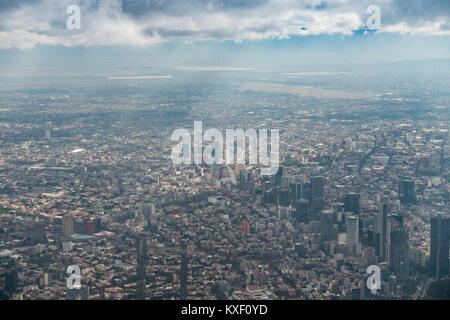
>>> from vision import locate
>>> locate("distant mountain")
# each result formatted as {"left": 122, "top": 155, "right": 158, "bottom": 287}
{"left": 367, "top": 59, "right": 450, "bottom": 83}
{"left": 385, "top": 58, "right": 450, "bottom": 71}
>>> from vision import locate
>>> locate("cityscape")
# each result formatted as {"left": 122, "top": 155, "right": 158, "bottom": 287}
{"left": 0, "top": 0, "right": 449, "bottom": 302}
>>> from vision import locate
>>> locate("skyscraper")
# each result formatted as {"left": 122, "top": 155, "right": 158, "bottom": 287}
{"left": 303, "top": 182, "right": 312, "bottom": 202}
{"left": 377, "top": 202, "right": 390, "bottom": 262}
{"left": 44, "top": 121, "right": 52, "bottom": 140}
{"left": 180, "top": 240, "right": 188, "bottom": 299}
{"left": 279, "top": 188, "right": 291, "bottom": 207}
{"left": 398, "top": 180, "right": 416, "bottom": 204}
{"left": 389, "top": 214, "right": 409, "bottom": 276}
{"left": 240, "top": 221, "right": 250, "bottom": 233}
{"left": 390, "top": 228, "right": 410, "bottom": 276}
{"left": 344, "top": 193, "right": 361, "bottom": 215}
{"left": 278, "top": 206, "right": 290, "bottom": 220}
{"left": 278, "top": 176, "right": 291, "bottom": 204}
{"left": 294, "top": 199, "right": 309, "bottom": 223}
{"left": 136, "top": 235, "right": 147, "bottom": 300}
{"left": 280, "top": 176, "right": 290, "bottom": 191}
{"left": 4, "top": 268, "right": 18, "bottom": 295}
{"left": 290, "top": 182, "right": 302, "bottom": 200}
{"left": 311, "top": 176, "right": 324, "bottom": 200}
{"left": 142, "top": 202, "right": 156, "bottom": 222}
{"left": 83, "top": 218, "right": 95, "bottom": 235}
{"left": 346, "top": 215, "right": 359, "bottom": 247}
{"left": 430, "top": 214, "right": 450, "bottom": 278}
{"left": 62, "top": 214, "right": 74, "bottom": 238}
{"left": 94, "top": 218, "right": 102, "bottom": 233}
{"left": 274, "top": 166, "right": 283, "bottom": 186}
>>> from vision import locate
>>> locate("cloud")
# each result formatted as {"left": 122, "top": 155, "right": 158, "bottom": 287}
{"left": 0, "top": 0, "right": 40, "bottom": 11}
{"left": 0, "top": 0, "right": 448, "bottom": 49}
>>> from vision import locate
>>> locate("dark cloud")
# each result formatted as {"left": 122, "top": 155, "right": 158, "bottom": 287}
{"left": 121, "top": 0, "right": 269, "bottom": 17}
{"left": 121, "top": 0, "right": 175, "bottom": 16}
{"left": 304, "top": 1, "right": 328, "bottom": 10}
{"left": 214, "top": 0, "right": 269, "bottom": 9}
{"left": 0, "top": 0, "right": 40, "bottom": 11}
{"left": 384, "top": 0, "right": 450, "bottom": 26}
{"left": 392, "top": 0, "right": 450, "bottom": 16}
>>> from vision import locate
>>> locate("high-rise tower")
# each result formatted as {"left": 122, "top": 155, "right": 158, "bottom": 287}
{"left": 62, "top": 214, "right": 74, "bottom": 238}
{"left": 311, "top": 176, "right": 324, "bottom": 201}
{"left": 398, "top": 180, "right": 416, "bottom": 204}
{"left": 389, "top": 215, "right": 409, "bottom": 276}
{"left": 180, "top": 240, "right": 188, "bottom": 299}
{"left": 377, "top": 201, "right": 391, "bottom": 262}
{"left": 136, "top": 235, "right": 147, "bottom": 300}
{"left": 430, "top": 214, "right": 450, "bottom": 278}
{"left": 344, "top": 193, "right": 361, "bottom": 215}
{"left": 44, "top": 121, "right": 52, "bottom": 140}
{"left": 346, "top": 215, "right": 359, "bottom": 247}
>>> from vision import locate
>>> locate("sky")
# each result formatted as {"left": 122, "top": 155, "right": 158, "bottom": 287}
{"left": 0, "top": 0, "right": 449, "bottom": 70}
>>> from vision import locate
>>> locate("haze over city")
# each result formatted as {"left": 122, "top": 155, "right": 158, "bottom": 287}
{"left": 0, "top": 0, "right": 449, "bottom": 303}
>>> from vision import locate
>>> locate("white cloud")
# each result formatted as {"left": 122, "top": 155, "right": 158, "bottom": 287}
{"left": 0, "top": 0, "right": 448, "bottom": 49}
{"left": 381, "top": 19, "right": 450, "bottom": 36}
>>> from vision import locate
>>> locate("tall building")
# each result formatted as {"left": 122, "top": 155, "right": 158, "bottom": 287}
{"left": 180, "top": 240, "right": 188, "bottom": 299}
{"left": 278, "top": 206, "right": 290, "bottom": 220}
{"left": 4, "top": 269, "right": 18, "bottom": 295}
{"left": 344, "top": 193, "right": 360, "bottom": 214}
{"left": 263, "top": 187, "right": 276, "bottom": 204}
{"left": 44, "top": 121, "right": 52, "bottom": 140}
{"left": 280, "top": 176, "right": 290, "bottom": 191}
{"left": 142, "top": 202, "right": 156, "bottom": 221}
{"left": 62, "top": 241, "right": 73, "bottom": 253}
{"left": 311, "top": 176, "right": 324, "bottom": 200}
{"left": 240, "top": 221, "right": 250, "bottom": 233}
{"left": 290, "top": 182, "right": 302, "bottom": 200}
{"left": 294, "top": 199, "right": 309, "bottom": 223}
{"left": 279, "top": 188, "right": 291, "bottom": 206}
{"left": 377, "top": 202, "right": 391, "bottom": 262}
{"left": 430, "top": 214, "right": 450, "bottom": 278}
{"left": 62, "top": 214, "right": 74, "bottom": 238}
{"left": 274, "top": 166, "right": 283, "bottom": 186}
{"left": 279, "top": 176, "right": 291, "bottom": 206}
{"left": 94, "top": 218, "right": 102, "bottom": 233}
{"left": 398, "top": 180, "right": 416, "bottom": 204}
{"left": 390, "top": 228, "right": 410, "bottom": 276}
{"left": 346, "top": 215, "right": 359, "bottom": 247}
{"left": 136, "top": 236, "right": 148, "bottom": 300}
{"left": 83, "top": 218, "right": 95, "bottom": 235}
{"left": 303, "top": 182, "right": 312, "bottom": 202}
